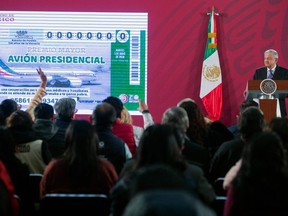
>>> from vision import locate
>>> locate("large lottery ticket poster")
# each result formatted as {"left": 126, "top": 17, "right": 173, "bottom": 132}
{"left": 0, "top": 11, "right": 148, "bottom": 114}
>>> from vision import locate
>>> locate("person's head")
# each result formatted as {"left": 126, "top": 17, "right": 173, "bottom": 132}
{"left": 239, "top": 100, "right": 259, "bottom": 114}
{"left": 237, "top": 106, "right": 265, "bottom": 142}
{"left": 65, "top": 119, "right": 98, "bottom": 158}
{"left": 269, "top": 117, "right": 288, "bottom": 153}
{"left": 0, "top": 99, "right": 19, "bottom": 122}
{"left": 54, "top": 98, "right": 76, "bottom": 120}
{"left": 264, "top": 49, "right": 278, "bottom": 69}
{"left": 162, "top": 107, "right": 189, "bottom": 133}
{"left": 123, "top": 190, "right": 215, "bottom": 216}
{"left": 92, "top": 102, "right": 116, "bottom": 130}
{"left": 135, "top": 124, "right": 186, "bottom": 172}
{"left": 102, "top": 96, "right": 123, "bottom": 118}
{"left": 64, "top": 120, "right": 99, "bottom": 185}
{"left": 6, "top": 110, "right": 33, "bottom": 131}
{"left": 121, "top": 106, "right": 133, "bottom": 124}
{"left": 177, "top": 98, "right": 207, "bottom": 145}
{"left": 34, "top": 103, "right": 54, "bottom": 120}
{"left": 236, "top": 100, "right": 259, "bottom": 120}
{"left": 233, "top": 131, "right": 288, "bottom": 215}
{"left": 240, "top": 132, "right": 286, "bottom": 178}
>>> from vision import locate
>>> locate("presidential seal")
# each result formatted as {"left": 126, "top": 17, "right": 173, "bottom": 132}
{"left": 260, "top": 79, "right": 277, "bottom": 95}
{"left": 202, "top": 65, "right": 221, "bottom": 82}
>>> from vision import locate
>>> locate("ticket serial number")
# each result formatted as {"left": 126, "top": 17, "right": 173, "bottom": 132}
{"left": 10, "top": 97, "right": 60, "bottom": 105}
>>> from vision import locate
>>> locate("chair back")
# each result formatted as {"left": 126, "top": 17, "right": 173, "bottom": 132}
{"left": 212, "top": 196, "right": 227, "bottom": 216}
{"left": 213, "top": 177, "right": 226, "bottom": 196}
{"left": 40, "top": 193, "right": 110, "bottom": 216}
{"left": 29, "top": 173, "right": 43, "bottom": 203}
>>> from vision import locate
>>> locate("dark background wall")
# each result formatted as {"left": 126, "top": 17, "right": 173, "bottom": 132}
{"left": 2, "top": 0, "right": 288, "bottom": 127}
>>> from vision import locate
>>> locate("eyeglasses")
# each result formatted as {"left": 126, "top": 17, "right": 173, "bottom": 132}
{"left": 74, "top": 109, "right": 78, "bottom": 114}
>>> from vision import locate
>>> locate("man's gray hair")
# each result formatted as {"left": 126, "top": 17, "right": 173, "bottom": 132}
{"left": 264, "top": 49, "right": 278, "bottom": 59}
{"left": 54, "top": 97, "right": 76, "bottom": 119}
{"left": 162, "top": 107, "right": 189, "bottom": 132}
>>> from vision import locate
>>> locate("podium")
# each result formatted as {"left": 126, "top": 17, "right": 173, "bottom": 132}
{"left": 245, "top": 80, "right": 288, "bottom": 123}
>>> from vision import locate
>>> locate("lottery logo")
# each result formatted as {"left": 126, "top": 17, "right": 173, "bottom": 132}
{"left": 119, "top": 94, "right": 128, "bottom": 103}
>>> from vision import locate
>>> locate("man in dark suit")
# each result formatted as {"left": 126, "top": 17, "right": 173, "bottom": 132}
{"left": 253, "top": 49, "right": 288, "bottom": 117}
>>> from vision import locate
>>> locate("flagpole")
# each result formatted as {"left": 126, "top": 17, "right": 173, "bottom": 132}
{"left": 207, "top": 6, "right": 218, "bottom": 49}
{"left": 200, "top": 6, "right": 223, "bottom": 121}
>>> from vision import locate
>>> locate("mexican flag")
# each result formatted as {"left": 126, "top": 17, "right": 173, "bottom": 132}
{"left": 199, "top": 9, "right": 222, "bottom": 121}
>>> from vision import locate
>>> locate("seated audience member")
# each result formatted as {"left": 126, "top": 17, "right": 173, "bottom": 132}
{"left": 103, "top": 96, "right": 136, "bottom": 156}
{"left": 269, "top": 117, "right": 288, "bottom": 160}
{"left": 120, "top": 100, "right": 154, "bottom": 147}
{"left": 222, "top": 107, "right": 266, "bottom": 190}
{"left": 0, "top": 160, "right": 20, "bottom": 216}
{"left": 110, "top": 124, "right": 215, "bottom": 216}
{"left": 177, "top": 98, "right": 233, "bottom": 157}
{"left": 33, "top": 103, "right": 55, "bottom": 139}
{"left": 7, "top": 110, "right": 51, "bottom": 173}
{"left": 47, "top": 97, "right": 78, "bottom": 157}
{"left": 228, "top": 100, "right": 259, "bottom": 138}
{"left": 40, "top": 120, "right": 118, "bottom": 198}
{"left": 33, "top": 103, "right": 66, "bottom": 158}
{"left": 177, "top": 98, "right": 208, "bottom": 146}
{"left": 224, "top": 132, "right": 288, "bottom": 216}
{"left": 161, "top": 106, "right": 210, "bottom": 176}
{"left": 54, "top": 97, "right": 77, "bottom": 130}
{"left": 210, "top": 106, "right": 265, "bottom": 183}
{"left": 0, "top": 128, "right": 33, "bottom": 216}
{"left": 92, "top": 102, "right": 127, "bottom": 174}
{"left": 123, "top": 164, "right": 215, "bottom": 216}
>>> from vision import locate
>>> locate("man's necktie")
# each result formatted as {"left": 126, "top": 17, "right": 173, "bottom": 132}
{"left": 268, "top": 69, "right": 273, "bottom": 79}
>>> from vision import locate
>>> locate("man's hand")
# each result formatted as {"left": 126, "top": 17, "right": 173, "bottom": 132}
{"left": 138, "top": 99, "right": 149, "bottom": 113}
{"left": 36, "top": 67, "right": 47, "bottom": 83}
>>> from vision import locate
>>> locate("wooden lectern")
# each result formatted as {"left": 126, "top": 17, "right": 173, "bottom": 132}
{"left": 245, "top": 80, "right": 288, "bottom": 123}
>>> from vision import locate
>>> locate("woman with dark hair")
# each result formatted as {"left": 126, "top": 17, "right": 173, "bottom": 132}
{"left": 177, "top": 98, "right": 233, "bottom": 157}
{"left": 110, "top": 124, "right": 215, "bottom": 216}
{"left": 7, "top": 110, "right": 51, "bottom": 174}
{"left": 224, "top": 132, "right": 288, "bottom": 216}
{"left": 269, "top": 117, "right": 288, "bottom": 160}
{"left": 177, "top": 98, "right": 208, "bottom": 146}
{"left": 40, "top": 120, "right": 118, "bottom": 198}
{"left": 133, "top": 124, "right": 187, "bottom": 172}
